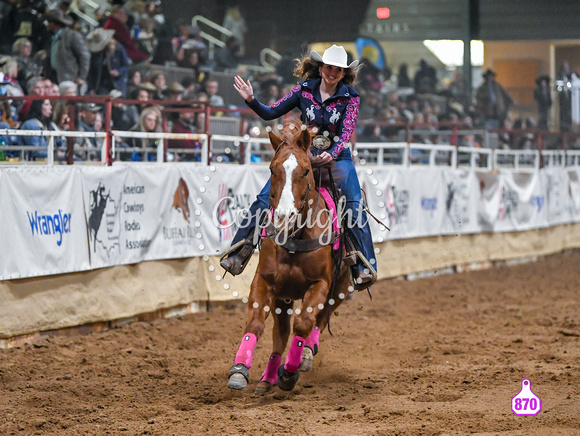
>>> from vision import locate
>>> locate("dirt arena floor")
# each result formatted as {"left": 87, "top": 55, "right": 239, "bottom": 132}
{"left": 1, "top": 251, "right": 579, "bottom": 435}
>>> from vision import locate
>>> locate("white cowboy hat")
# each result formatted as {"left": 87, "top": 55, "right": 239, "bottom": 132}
{"left": 310, "top": 44, "right": 359, "bottom": 69}
{"left": 86, "top": 28, "right": 116, "bottom": 53}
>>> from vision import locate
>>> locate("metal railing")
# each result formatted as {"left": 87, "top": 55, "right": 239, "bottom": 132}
{"left": 191, "top": 15, "right": 231, "bottom": 61}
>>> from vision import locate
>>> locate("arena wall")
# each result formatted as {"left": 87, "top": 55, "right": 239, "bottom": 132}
{"left": 1, "top": 164, "right": 580, "bottom": 343}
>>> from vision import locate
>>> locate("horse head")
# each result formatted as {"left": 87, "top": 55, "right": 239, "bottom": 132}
{"left": 267, "top": 120, "right": 313, "bottom": 233}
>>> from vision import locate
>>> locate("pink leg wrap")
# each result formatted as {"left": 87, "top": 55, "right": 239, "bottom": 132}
{"left": 284, "top": 335, "right": 306, "bottom": 373}
{"left": 305, "top": 326, "right": 320, "bottom": 354}
{"left": 234, "top": 333, "right": 257, "bottom": 368}
{"left": 260, "top": 353, "right": 281, "bottom": 385}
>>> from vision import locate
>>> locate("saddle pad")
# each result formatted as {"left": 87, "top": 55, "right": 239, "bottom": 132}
{"left": 318, "top": 187, "right": 340, "bottom": 251}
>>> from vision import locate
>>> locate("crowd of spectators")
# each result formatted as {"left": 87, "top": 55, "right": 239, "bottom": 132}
{"left": 0, "top": 0, "right": 577, "bottom": 163}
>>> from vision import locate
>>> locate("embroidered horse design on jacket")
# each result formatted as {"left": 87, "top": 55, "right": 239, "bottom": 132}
{"left": 329, "top": 108, "right": 340, "bottom": 124}
{"left": 306, "top": 105, "right": 315, "bottom": 121}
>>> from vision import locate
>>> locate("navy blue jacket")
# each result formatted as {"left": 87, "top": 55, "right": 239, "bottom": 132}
{"left": 247, "top": 78, "right": 360, "bottom": 159}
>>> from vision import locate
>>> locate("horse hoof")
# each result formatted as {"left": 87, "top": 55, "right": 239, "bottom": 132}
{"left": 299, "top": 347, "right": 314, "bottom": 373}
{"left": 228, "top": 363, "right": 249, "bottom": 390}
{"left": 277, "top": 365, "right": 300, "bottom": 391}
{"left": 228, "top": 373, "right": 248, "bottom": 390}
{"left": 254, "top": 381, "right": 273, "bottom": 395}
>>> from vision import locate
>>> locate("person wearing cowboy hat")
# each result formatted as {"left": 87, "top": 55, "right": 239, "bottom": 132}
{"left": 222, "top": 44, "right": 377, "bottom": 290}
{"left": 475, "top": 68, "right": 514, "bottom": 129}
{"left": 86, "top": 28, "right": 130, "bottom": 96}
{"left": 534, "top": 75, "right": 552, "bottom": 131}
{"left": 44, "top": 7, "right": 90, "bottom": 90}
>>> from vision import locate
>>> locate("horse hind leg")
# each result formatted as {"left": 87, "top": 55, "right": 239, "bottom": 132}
{"left": 299, "top": 267, "right": 351, "bottom": 373}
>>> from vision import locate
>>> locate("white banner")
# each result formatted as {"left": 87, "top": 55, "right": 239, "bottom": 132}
{"left": 1, "top": 164, "right": 579, "bottom": 281}
{"left": 569, "top": 169, "right": 580, "bottom": 221}
{"left": 0, "top": 167, "right": 90, "bottom": 279}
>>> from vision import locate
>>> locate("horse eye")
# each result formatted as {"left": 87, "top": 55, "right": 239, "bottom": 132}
{"left": 303, "top": 169, "right": 309, "bottom": 177}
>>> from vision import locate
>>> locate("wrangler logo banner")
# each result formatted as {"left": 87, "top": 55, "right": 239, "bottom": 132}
{"left": 0, "top": 167, "right": 90, "bottom": 280}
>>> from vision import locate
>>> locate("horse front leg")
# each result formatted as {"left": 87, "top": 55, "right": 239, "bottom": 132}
{"left": 277, "top": 280, "right": 330, "bottom": 391}
{"left": 254, "top": 299, "right": 292, "bottom": 395}
{"left": 228, "top": 273, "right": 270, "bottom": 390}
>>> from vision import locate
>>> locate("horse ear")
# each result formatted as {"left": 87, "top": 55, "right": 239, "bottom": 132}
{"left": 298, "top": 127, "right": 312, "bottom": 151}
{"left": 268, "top": 131, "right": 283, "bottom": 151}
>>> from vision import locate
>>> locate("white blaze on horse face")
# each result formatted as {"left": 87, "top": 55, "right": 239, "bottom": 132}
{"left": 275, "top": 153, "right": 299, "bottom": 226}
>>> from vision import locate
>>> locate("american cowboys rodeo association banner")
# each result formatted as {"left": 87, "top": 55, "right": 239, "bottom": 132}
{"left": 0, "top": 165, "right": 579, "bottom": 280}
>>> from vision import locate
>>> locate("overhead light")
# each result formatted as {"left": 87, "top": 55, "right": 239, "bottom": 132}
{"left": 423, "top": 40, "right": 484, "bottom": 67}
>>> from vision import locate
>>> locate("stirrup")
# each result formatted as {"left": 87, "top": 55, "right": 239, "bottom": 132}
{"left": 348, "top": 251, "right": 377, "bottom": 291}
{"left": 220, "top": 239, "right": 254, "bottom": 276}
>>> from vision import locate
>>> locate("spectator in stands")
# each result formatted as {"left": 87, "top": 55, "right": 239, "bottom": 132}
{"left": 163, "top": 81, "right": 185, "bottom": 124}
{"left": 0, "top": 72, "right": 19, "bottom": 147}
{"left": 126, "top": 106, "right": 162, "bottom": 161}
{"left": 44, "top": 8, "right": 90, "bottom": 90}
{"left": 75, "top": 102, "right": 102, "bottom": 160}
{"left": 87, "top": 28, "right": 130, "bottom": 96}
{"left": 104, "top": 6, "right": 149, "bottom": 64}
{"left": 475, "top": 68, "right": 514, "bottom": 130}
{"left": 222, "top": 6, "right": 247, "bottom": 56}
{"left": 12, "top": 37, "right": 41, "bottom": 92}
{"left": 214, "top": 36, "right": 241, "bottom": 71}
{"left": 177, "top": 25, "right": 207, "bottom": 64}
{"left": 16, "top": 76, "right": 42, "bottom": 120}
{"left": 58, "top": 80, "right": 77, "bottom": 97}
{"left": 4, "top": 0, "right": 48, "bottom": 52}
{"left": 397, "top": 63, "right": 411, "bottom": 88}
{"left": 177, "top": 48, "right": 205, "bottom": 86}
{"left": 204, "top": 79, "right": 224, "bottom": 107}
{"left": 556, "top": 61, "right": 575, "bottom": 132}
{"left": 534, "top": 75, "right": 552, "bottom": 131}
{"left": 126, "top": 69, "right": 142, "bottom": 98}
{"left": 168, "top": 107, "right": 202, "bottom": 162}
{"left": 18, "top": 98, "right": 57, "bottom": 160}
{"left": 413, "top": 59, "right": 437, "bottom": 95}
{"left": 181, "top": 75, "right": 200, "bottom": 95}
{"left": 149, "top": 0, "right": 176, "bottom": 65}
{"left": 51, "top": 100, "right": 71, "bottom": 161}
{"left": 0, "top": 56, "right": 24, "bottom": 99}
{"left": 136, "top": 81, "right": 157, "bottom": 101}
{"left": 149, "top": 70, "right": 167, "bottom": 100}
{"left": 110, "top": 88, "right": 138, "bottom": 131}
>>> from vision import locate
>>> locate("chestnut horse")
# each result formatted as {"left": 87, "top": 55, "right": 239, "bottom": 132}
{"left": 227, "top": 120, "right": 352, "bottom": 393}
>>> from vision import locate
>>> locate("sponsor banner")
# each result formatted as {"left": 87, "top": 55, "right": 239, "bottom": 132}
{"left": 361, "top": 167, "right": 447, "bottom": 240}
{"left": 541, "top": 168, "right": 573, "bottom": 226}
{"left": 0, "top": 167, "right": 90, "bottom": 280}
{"left": 442, "top": 169, "right": 480, "bottom": 235}
{"left": 2, "top": 164, "right": 580, "bottom": 281}
{"left": 174, "top": 164, "right": 269, "bottom": 256}
{"left": 494, "top": 171, "right": 547, "bottom": 232}
{"left": 569, "top": 169, "right": 580, "bottom": 221}
{"left": 360, "top": 167, "right": 408, "bottom": 241}
{"left": 82, "top": 165, "right": 178, "bottom": 268}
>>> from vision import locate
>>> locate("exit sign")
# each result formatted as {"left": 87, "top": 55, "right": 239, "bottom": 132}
{"left": 376, "top": 7, "right": 390, "bottom": 19}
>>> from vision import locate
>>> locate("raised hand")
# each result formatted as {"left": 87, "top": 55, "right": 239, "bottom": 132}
{"left": 233, "top": 75, "right": 254, "bottom": 102}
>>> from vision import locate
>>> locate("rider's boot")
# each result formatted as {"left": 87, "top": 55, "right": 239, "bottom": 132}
{"left": 220, "top": 239, "right": 255, "bottom": 276}
{"left": 344, "top": 250, "right": 377, "bottom": 291}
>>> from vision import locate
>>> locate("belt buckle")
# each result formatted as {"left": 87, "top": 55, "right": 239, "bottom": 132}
{"left": 312, "top": 135, "right": 331, "bottom": 150}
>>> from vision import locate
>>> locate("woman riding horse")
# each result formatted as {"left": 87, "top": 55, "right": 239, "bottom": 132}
{"left": 221, "top": 44, "right": 377, "bottom": 289}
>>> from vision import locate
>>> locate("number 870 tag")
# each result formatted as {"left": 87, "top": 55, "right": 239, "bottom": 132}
{"left": 511, "top": 379, "right": 541, "bottom": 415}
